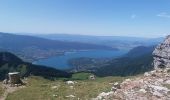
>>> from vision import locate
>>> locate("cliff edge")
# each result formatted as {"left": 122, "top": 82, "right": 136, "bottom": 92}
{"left": 94, "top": 36, "right": 170, "bottom": 100}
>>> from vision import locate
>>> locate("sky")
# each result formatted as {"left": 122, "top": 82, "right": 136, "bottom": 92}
{"left": 0, "top": 0, "right": 170, "bottom": 38}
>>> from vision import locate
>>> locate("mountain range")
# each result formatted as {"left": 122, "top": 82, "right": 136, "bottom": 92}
{"left": 0, "top": 32, "right": 162, "bottom": 78}
{"left": 32, "top": 33, "right": 163, "bottom": 50}
{"left": 0, "top": 32, "right": 115, "bottom": 62}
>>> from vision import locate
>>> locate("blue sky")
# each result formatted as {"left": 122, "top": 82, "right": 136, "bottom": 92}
{"left": 0, "top": 0, "right": 170, "bottom": 37}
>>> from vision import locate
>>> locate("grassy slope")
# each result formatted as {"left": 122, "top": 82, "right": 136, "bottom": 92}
{"left": 6, "top": 74, "right": 129, "bottom": 100}
{"left": 71, "top": 72, "right": 92, "bottom": 80}
{"left": 0, "top": 83, "right": 4, "bottom": 97}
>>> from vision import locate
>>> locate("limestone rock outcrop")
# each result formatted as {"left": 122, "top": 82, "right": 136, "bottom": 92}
{"left": 153, "top": 35, "right": 170, "bottom": 69}
{"left": 93, "top": 35, "right": 170, "bottom": 100}
{"left": 93, "top": 68, "right": 170, "bottom": 100}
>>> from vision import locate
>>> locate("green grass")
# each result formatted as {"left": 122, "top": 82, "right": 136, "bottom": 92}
{"left": 71, "top": 72, "right": 92, "bottom": 80}
{"left": 6, "top": 75, "right": 127, "bottom": 100}
{"left": 163, "top": 84, "right": 170, "bottom": 96}
{"left": 164, "top": 84, "right": 170, "bottom": 89}
{"left": 0, "top": 83, "right": 4, "bottom": 97}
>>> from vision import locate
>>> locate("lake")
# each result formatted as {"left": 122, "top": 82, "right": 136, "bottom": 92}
{"left": 33, "top": 50, "right": 128, "bottom": 70}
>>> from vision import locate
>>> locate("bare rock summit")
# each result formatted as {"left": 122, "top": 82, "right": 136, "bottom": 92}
{"left": 153, "top": 35, "right": 170, "bottom": 69}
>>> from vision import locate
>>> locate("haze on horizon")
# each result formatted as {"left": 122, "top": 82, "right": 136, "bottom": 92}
{"left": 0, "top": 0, "right": 170, "bottom": 38}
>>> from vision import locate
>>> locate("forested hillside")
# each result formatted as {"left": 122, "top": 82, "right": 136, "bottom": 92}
{"left": 69, "top": 46, "right": 154, "bottom": 76}
{"left": 0, "top": 52, "right": 71, "bottom": 80}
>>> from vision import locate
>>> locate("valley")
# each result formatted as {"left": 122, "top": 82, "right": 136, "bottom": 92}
{"left": 0, "top": 32, "right": 116, "bottom": 62}
{"left": 0, "top": 35, "right": 168, "bottom": 100}
{"left": 0, "top": 0, "right": 170, "bottom": 99}
{"left": 0, "top": 33, "right": 161, "bottom": 100}
{"left": 67, "top": 46, "right": 154, "bottom": 76}
{"left": 33, "top": 49, "right": 128, "bottom": 70}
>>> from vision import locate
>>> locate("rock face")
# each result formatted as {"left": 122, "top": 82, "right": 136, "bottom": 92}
{"left": 153, "top": 35, "right": 170, "bottom": 69}
{"left": 93, "top": 36, "right": 170, "bottom": 100}
{"left": 93, "top": 68, "right": 170, "bottom": 100}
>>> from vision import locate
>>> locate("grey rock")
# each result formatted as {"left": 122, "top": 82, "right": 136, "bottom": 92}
{"left": 153, "top": 35, "right": 170, "bottom": 69}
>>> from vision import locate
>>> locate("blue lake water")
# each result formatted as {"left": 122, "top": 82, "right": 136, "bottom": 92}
{"left": 33, "top": 50, "right": 128, "bottom": 70}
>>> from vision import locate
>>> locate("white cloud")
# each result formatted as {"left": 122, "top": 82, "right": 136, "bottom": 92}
{"left": 131, "top": 14, "right": 136, "bottom": 19}
{"left": 157, "top": 12, "right": 170, "bottom": 18}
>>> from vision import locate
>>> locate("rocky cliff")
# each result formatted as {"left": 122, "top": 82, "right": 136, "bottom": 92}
{"left": 93, "top": 35, "right": 170, "bottom": 100}
{"left": 153, "top": 35, "right": 170, "bottom": 69}
{"left": 93, "top": 69, "right": 170, "bottom": 100}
